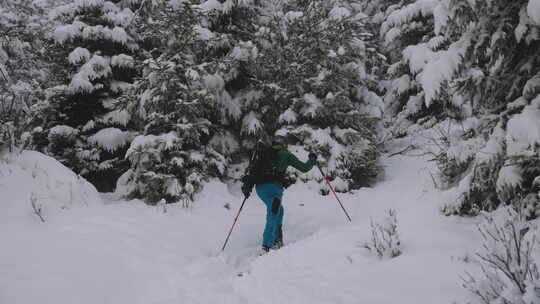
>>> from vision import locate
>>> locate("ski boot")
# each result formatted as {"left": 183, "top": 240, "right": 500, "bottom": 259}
{"left": 259, "top": 245, "right": 270, "bottom": 256}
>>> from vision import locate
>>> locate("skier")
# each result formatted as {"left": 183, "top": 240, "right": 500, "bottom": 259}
{"left": 241, "top": 136, "right": 317, "bottom": 254}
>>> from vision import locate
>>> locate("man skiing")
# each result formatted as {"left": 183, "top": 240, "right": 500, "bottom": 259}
{"left": 241, "top": 136, "right": 317, "bottom": 254}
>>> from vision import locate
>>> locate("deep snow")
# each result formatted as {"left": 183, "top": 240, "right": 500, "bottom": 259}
{"left": 1, "top": 150, "right": 487, "bottom": 304}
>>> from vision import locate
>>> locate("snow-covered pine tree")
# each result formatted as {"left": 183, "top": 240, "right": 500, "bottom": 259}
{"left": 233, "top": 0, "right": 385, "bottom": 190}
{"left": 0, "top": 0, "right": 49, "bottom": 150}
{"left": 116, "top": 0, "right": 228, "bottom": 204}
{"left": 376, "top": 0, "right": 540, "bottom": 218}
{"left": 433, "top": 0, "right": 540, "bottom": 218}
{"left": 35, "top": 0, "right": 138, "bottom": 191}
{"left": 376, "top": 0, "right": 463, "bottom": 137}
{"left": 194, "top": 0, "right": 256, "bottom": 158}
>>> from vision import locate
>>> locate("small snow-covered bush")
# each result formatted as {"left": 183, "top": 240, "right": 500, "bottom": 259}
{"left": 337, "top": 144, "right": 382, "bottom": 189}
{"left": 463, "top": 209, "right": 540, "bottom": 304}
{"left": 363, "top": 209, "right": 402, "bottom": 259}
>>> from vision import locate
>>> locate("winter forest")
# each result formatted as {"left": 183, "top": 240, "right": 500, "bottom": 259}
{"left": 1, "top": 0, "right": 540, "bottom": 303}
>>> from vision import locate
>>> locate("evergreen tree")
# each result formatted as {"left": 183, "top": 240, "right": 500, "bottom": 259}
{"left": 0, "top": 0, "right": 49, "bottom": 150}
{"left": 35, "top": 0, "right": 139, "bottom": 191}
{"left": 433, "top": 0, "right": 540, "bottom": 218}
{"left": 374, "top": 0, "right": 540, "bottom": 218}
{"left": 376, "top": 0, "right": 460, "bottom": 137}
{"left": 117, "top": 0, "right": 229, "bottom": 204}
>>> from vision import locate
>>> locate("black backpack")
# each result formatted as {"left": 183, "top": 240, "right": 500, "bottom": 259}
{"left": 243, "top": 141, "right": 282, "bottom": 185}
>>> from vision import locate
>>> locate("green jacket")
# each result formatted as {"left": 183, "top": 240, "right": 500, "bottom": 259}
{"left": 271, "top": 149, "right": 316, "bottom": 187}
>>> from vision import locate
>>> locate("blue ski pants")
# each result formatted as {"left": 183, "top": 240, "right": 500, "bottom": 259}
{"left": 255, "top": 183, "right": 284, "bottom": 248}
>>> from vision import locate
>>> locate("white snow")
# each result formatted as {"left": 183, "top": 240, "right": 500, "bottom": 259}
{"left": 111, "top": 54, "right": 134, "bottom": 68}
{"left": 208, "top": 132, "right": 240, "bottom": 155}
{"left": 88, "top": 128, "right": 131, "bottom": 152}
{"left": 67, "top": 47, "right": 91, "bottom": 65}
{"left": 241, "top": 112, "right": 263, "bottom": 135}
{"left": 166, "top": 178, "right": 182, "bottom": 196}
{"left": 53, "top": 21, "right": 85, "bottom": 44}
{"left": 101, "top": 109, "right": 130, "bottom": 126}
{"left": 300, "top": 93, "right": 322, "bottom": 118}
{"left": 0, "top": 151, "right": 490, "bottom": 304}
{"left": 203, "top": 74, "right": 225, "bottom": 91}
{"left": 104, "top": 8, "right": 134, "bottom": 27}
{"left": 278, "top": 108, "right": 298, "bottom": 124}
{"left": 110, "top": 80, "right": 132, "bottom": 93}
{"left": 516, "top": 7, "right": 530, "bottom": 42}
{"left": 329, "top": 7, "right": 351, "bottom": 20}
{"left": 49, "top": 125, "right": 78, "bottom": 136}
{"left": 194, "top": 25, "right": 215, "bottom": 41}
{"left": 69, "top": 55, "right": 112, "bottom": 93}
{"left": 446, "top": 137, "right": 484, "bottom": 164}
{"left": 384, "top": 27, "right": 401, "bottom": 45}
{"left": 523, "top": 76, "right": 540, "bottom": 96}
{"left": 358, "top": 88, "right": 384, "bottom": 118}
{"left": 477, "top": 122, "right": 505, "bottom": 163}
{"left": 433, "top": 0, "right": 449, "bottom": 35}
{"left": 392, "top": 75, "right": 411, "bottom": 95}
{"left": 74, "top": 0, "right": 104, "bottom": 8}
{"left": 197, "top": 0, "right": 222, "bottom": 12}
{"left": 230, "top": 41, "right": 257, "bottom": 61}
{"left": 506, "top": 99, "right": 540, "bottom": 156}
{"left": 496, "top": 165, "right": 523, "bottom": 192}
{"left": 382, "top": 0, "right": 439, "bottom": 35}
{"left": 111, "top": 27, "right": 129, "bottom": 44}
{"left": 0, "top": 151, "right": 102, "bottom": 224}
{"left": 528, "top": 0, "right": 540, "bottom": 25}
{"left": 69, "top": 72, "right": 94, "bottom": 92}
{"left": 421, "top": 33, "right": 471, "bottom": 106}
{"left": 403, "top": 43, "right": 437, "bottom": 73}
{"left": 126, "top": 132, "right": 179, "bottom": 160}
{"left": 285, "top": 11, "right": 303, "bottom": 22}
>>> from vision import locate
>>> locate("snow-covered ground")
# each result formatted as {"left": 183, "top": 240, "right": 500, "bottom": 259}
{"left": 2, "top": 150, "right": 487, "bottom": 304}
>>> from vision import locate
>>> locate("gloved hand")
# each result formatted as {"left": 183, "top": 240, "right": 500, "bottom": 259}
{"left": 308, "top": 152, "right": 317, "bottom": 161}
{"left": 241, "top": 183, "right": 253, "bottom": 198}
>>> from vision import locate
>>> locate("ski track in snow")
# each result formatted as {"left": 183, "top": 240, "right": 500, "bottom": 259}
{"left": 1, "top": 155, "right": 481, "bottom": 304}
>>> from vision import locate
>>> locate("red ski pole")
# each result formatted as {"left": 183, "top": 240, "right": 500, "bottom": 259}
{"left": 317, "top": 164, "right": 352, "bottom": 222}
{"left": 221, "top": 197, "right": 248, "bottom": 251}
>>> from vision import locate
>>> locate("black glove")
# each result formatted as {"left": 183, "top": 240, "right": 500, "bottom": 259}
{"left": 241, "top": 183, "right": 253, "bottom": 198}
{"left": 308, "top": 152, "right": 317, "bottom": 161}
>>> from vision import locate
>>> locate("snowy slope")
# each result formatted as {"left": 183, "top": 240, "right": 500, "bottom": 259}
{"left": 1, "top": 151, "right": 494, "bottom": 304}
{"left": 0, "top": 151, "right": 102, "bottom": 224}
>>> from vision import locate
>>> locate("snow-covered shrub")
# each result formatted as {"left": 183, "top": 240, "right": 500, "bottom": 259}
{"left": 463, "top": 208, "right": 540, "bottom": 304}
{"left": 337, "top": 144, "right": 382, "bottom": 188}
{"left": 363, "top": 209, "right": 402, "bottom": 259}
{"left": 119, "top": 133, "right": 226, "bottom": 204}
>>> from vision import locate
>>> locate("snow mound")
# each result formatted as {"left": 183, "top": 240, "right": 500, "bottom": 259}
{"left": 0, "top": 151, "right": 102, "bottom": 223}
